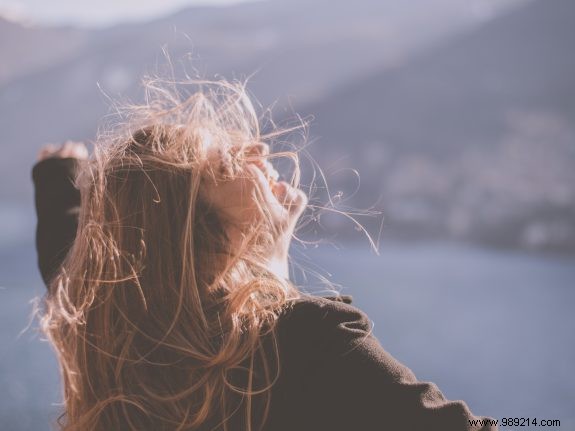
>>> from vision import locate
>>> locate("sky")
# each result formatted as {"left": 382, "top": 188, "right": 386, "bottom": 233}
{"left": 0, "top": 0, "right": 259, "bottom": 27}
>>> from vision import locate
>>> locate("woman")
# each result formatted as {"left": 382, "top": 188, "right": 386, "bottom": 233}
{"left": 32, "top": 80, "right": 497, "bottom": 430}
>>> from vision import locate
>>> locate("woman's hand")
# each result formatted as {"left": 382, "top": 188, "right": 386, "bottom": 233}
{"left": 37, "top": 141, "right": 89, "bottom": 161}
{"left": 202, "top": 141, "right": 307, "bottom": 280}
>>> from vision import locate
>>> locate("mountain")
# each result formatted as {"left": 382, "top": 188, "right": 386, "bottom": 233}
{"left": 0, "top": 17, "right": 89, "bottom": 85}
{"left": 299, "top": 0, "right": 575, "bottom": 251}
{"left": 0, "top": 0, "right": 526, "bottom": 199}
{"left": 1, "top": 0, "right": 547, "bottom": 250}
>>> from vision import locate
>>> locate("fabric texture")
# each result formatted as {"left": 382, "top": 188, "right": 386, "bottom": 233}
{"left": 32, "top": 156, "right": 498, "bottom": 430}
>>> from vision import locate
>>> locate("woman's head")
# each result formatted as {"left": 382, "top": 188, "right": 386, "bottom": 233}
{"left": 42, "top": 79, "right": 306, "bottom": 430}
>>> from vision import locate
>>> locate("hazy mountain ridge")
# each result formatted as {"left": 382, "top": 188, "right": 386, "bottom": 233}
{"left": 299, "top": 0, "right": 575, "bottom": 251}
{"left": 2, "top": 0, "right": 567, "bottom": 252}
{"left": 1, "top": 0, "right": 507, "bottom": 202}
{"left": 0, "top": 17, "right": 91, "bottom": 85}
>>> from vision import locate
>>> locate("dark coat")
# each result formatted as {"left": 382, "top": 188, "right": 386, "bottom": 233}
{"left": 32, "top": 157, "right": 498, "bottom": 430}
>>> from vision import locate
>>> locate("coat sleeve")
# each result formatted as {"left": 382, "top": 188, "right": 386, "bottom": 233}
{"left": 32, "top": 157, "right": 82, "bottom": 288}
{"left": 299, "top": 298, "right": 499, "bottom": 431}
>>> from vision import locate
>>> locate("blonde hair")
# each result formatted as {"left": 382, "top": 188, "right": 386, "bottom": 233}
{"left": 41, "top": 77, "right": 304, "bottom": 430}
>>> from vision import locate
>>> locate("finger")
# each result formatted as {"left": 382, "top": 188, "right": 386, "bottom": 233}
{"left": 70, "top": 142, "right": 89, "bottom": 159}
{"left": 273, "top": 181, "right": 307, "bottom": 217}
{"left": 60, "top": 141, "right": 89, "bottom": 159}
{"left": 37, "top": 144, "right": 57, "bottom": 161}
{"left": 249, "top": 158, "right": 279, "bottom": 183}
{"left": 245, "top": 142, "right": 270, "bottom": 158}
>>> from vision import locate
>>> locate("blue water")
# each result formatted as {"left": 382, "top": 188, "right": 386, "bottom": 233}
{"left": 1, "top": 240, "right": 574, "bottom": 430}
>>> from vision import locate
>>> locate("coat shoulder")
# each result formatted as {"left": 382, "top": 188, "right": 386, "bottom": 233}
{"left": 275, "top": 293, "right": 373, "bottom": 359}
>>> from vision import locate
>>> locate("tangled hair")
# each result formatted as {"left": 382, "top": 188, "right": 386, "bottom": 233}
{"left": 40, "top": 78, "right": 305, "bottom": 430}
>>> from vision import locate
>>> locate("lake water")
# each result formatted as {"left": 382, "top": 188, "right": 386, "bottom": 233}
{"left": 1, "top": 240, "right": 574, "bottom": 430}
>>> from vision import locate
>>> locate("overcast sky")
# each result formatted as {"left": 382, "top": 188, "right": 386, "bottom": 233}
{"left": 0, "top": 0, "right": 258, "bottom": 27}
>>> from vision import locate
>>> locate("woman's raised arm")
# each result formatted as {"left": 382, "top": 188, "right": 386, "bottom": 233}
{"left": 278, "top": 296, "right": 499, "bottom": 431}
{"left": 31, "top": 142, "right": 87, "bottom": 288}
